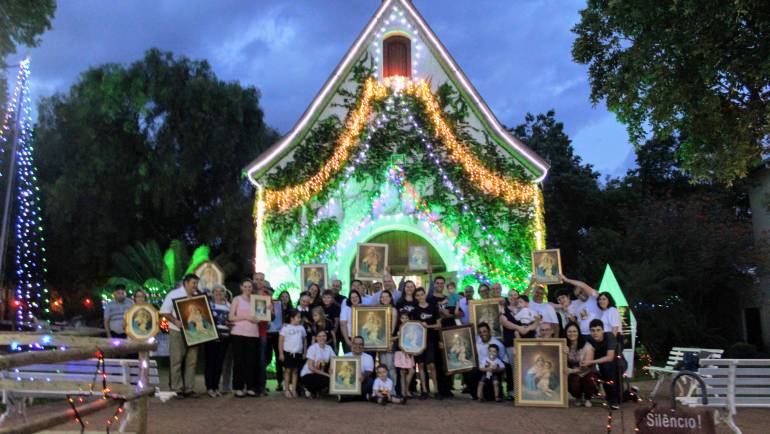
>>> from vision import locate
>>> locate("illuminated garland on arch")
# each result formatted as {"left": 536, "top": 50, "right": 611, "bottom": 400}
{"left": 263, "top": 77, "right": 537, "bottom": 212}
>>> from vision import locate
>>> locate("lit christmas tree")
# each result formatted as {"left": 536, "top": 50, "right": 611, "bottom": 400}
{"left": 0, "top": 59, "right": 50, "bottom": 327}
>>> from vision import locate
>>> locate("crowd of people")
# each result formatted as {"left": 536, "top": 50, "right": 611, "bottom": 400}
{"left": 102, "top": 269, "right": 626, "bottom": 408}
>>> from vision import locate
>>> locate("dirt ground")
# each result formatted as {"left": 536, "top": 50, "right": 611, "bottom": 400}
{"left": 8, "top": 376, "right": 769, "bottom": 434}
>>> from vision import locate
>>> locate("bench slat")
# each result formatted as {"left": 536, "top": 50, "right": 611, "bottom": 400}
{"left": 700, "top": 367, "right": 770, "bottom": 376}
{"left": 2, "top": 372, "right": 160, "bottom": 385}
{"left": 704, "top": 386, "right": 770, "bottom": 395}
{"left": 0, "top": 379, "right": 135, "bottom": 395}
{"left": 699, "top": 359, "right": 770, "bottom": 367}
{"left": 680, "top": 397, "right": 770, "bottom": 406}
{"left": 13, "top": 366, "right": 160, "bottom": 377}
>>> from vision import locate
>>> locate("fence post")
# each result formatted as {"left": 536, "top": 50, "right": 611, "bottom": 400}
{"left": 137, "top": 350, "right": 150, "bottom": 434}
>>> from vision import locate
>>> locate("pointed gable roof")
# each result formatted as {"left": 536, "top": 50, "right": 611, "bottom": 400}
{"left": 598, "top": 264, "right": 629, "bottom": 307}
{"left": 244, "top": 0, "right": 549, "bottom": 184}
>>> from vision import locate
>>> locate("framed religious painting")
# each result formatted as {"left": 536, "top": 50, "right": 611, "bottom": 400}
{"left": 531, "top": 249, "right": 563, "bottom": 285}
{"left": 194, "top": 260, "right": 225, "bottom": 292}
{"left": 351, "top": 305, "right": 391, "bottom": 351}
{"left": 173, "top": 295, "right": 219, "bottom": 346}
{"left": 398, "top": 321, "right": 427, "bottom": 355}
{"left": 355, "top": 243, "right": 388, "bottom": 280}
{"left": 329, "top": 356, "right": 362, "bottom": 395}
{"left": 439, "top": 324, "right": 477, "bottom": 374}
{"left": 469, "top": 298, "right": 503, "bottom": 338}
{"left": 124, "top": 304, "right": 160, "bottom": 340}
{"left": 515, "top": 338, "right": 568, "bottom": 408}
{"left": 251, "top": 294, "right": 272, "bottom": 322}
{"left": 407, "top": 245, "right": 429, "bottom": 271}
{"left": 300, "top": 263, "right": 328, "bottom": 290}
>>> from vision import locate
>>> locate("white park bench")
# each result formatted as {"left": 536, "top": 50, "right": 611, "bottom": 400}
{"left": 676, "top": 359, "right": 770, "bottom": 434}
{"left": 648, "top": 346, "right": 723, "bottom": 397}
{"left": 0, "top": 358, "right": 160, "bottom": 432}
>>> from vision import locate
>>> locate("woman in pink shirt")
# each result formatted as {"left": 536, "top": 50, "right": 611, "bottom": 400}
{"left": 229, "top": 278, "right": 261, "bottom": 397}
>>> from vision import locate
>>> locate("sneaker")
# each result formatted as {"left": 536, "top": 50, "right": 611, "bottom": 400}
{"left": 215, "top": 390, "right": 222, "bottom": 397}
{"left": 174, "top": 392, "right": 186, "bottom": 400}
{"left": 207, "top": 389, "right": 217, "bottom": 398}
{"left": 573, "top": 400, "right": 582, "bottom": 407}
{"left": 584, "top": 399, "right": 592, "bottom": 408}
{"left": 246, "top": 390, "right": 257, "bottom": 397}
{"left": 610, "top": 404, "right": 620, "bottom": 410}
{"left": 234, "top": 390, "right": 246, "bottom": 398}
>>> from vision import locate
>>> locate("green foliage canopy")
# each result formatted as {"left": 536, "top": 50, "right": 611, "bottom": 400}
{"left": 34, "top": 49, "right": 277, "bottom": 290}
{"left": 572, "top": 0, "right": 770, "bottom": 183}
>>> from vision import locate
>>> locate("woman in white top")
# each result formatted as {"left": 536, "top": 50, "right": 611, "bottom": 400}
{"left": 339, "top": 290, "right": 362, "bottom": 351}
{"left": 597, "top": 292, "right": 621, "bottom": 336}
{"left": 300, "top": 330, "right": 335, "bottom": 398}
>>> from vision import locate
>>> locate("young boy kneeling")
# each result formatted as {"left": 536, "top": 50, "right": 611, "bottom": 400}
{"left": 371, "top": 364, "right": 405, "bottom": 405}
{"left": 478, "top": 344, "right": 505, "bottom": 402}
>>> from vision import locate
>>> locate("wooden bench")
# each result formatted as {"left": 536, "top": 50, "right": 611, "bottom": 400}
{"left": 0, "top": 358, "right": 160, "bottom": 432}
{"left": 648, "top": 346, "right": 723, "bottom": 398}
{"left": 676, "top": 359, "right": 770, "bottom": 434}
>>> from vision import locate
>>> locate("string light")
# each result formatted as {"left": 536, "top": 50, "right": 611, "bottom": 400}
{"left": 263, "top": 77, "right": 537, "bottom": 211}
{"left": 2, "top": 59, "right": 50, "bottom": 327}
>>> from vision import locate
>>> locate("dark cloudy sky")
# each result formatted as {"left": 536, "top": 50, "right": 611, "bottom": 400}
{"left": 5, "top": 0, "right": 635, "bottom": 176}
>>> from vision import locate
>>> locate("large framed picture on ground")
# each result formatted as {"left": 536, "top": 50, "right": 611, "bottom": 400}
{"left": 124, "top": 304, "right": 160, "bottom": 340}
{"left": 469, "top": 298, "right": 503, "bottom": 338}
{"left": 440, "top": 324, "right": 477, "bottom": 374}
{"left": 173, "top": 295, "right": 219, "bottom": 346}
{"left": 301, "top": 263, "right": 328, "bottom": 290}
{"left": 329, "top": 356, "right": 361, "bottom": 395}
{"left": 531, "top": 249, "right": 562, "bottom": 285}
{"left": 352, "top": 305, "right": 391, "bottom": 351}
{"left": 515, "top": 338, "right": 568, "bottom": 408}
{"left": 398, "top": 321, "right": 426, "bottom": 355}
{"left": 355, "top": 243, "right": 388, "bottom": 280}
{"left": 251, "top": 294, "right": 272, "bottom": 322}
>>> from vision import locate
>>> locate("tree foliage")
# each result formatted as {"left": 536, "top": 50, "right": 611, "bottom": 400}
{"left": 0, "top": 0, "right": 56, "bottom": 108}
{"left": 34, "top": 49, "right": 277, "bottom": 290}
{"left": 572, "top": 0, "right": 770, "bottom": 183}
{"left": 514, "top": 111, "right": 756, "bottom": 358}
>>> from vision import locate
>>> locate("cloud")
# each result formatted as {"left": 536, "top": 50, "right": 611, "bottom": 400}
{"left": 3, "top": 0, "right": 633, "bottom": 175}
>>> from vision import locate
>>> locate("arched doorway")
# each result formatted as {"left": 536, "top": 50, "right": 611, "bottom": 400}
{"left": 349, "top": 230, "right": 448, "bottom": 282}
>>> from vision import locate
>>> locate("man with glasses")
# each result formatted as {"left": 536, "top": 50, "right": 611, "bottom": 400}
{"left": 338, "top": 336, "right": 374, "bottom": 402}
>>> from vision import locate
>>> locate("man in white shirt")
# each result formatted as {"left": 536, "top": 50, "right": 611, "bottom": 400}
{"left": 562, "top": 274, "right": 601, "bottom": 338}
{"left": 339, "top": 336, "right": 374, "bottom": 402}
{"left": 470, "top": 323, "right": 508, "bottom": 400}
{"left": 525, "top": 279, "right": 559, "bottom": 337}
{"left": 160, "top": 274, "right": 201, "bottom": 399}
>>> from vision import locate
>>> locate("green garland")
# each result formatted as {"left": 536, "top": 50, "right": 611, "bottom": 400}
{"left": 262, "top": 56, "right": 538, "bottom": 288}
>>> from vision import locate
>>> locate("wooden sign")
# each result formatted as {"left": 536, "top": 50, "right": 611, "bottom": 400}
{"left": 634, "top": 408, "right": 715, "bottom": 434}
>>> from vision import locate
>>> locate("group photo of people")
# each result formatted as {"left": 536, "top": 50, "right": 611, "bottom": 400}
{"left": 104, "top": 263, "right": 629, "bottom": 410}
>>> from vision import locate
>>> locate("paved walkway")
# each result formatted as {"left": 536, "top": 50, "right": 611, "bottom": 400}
{"left": 9, "top": 378, "right": 769, "bottom": 433}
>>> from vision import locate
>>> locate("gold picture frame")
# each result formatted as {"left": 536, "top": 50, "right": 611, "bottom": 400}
{"left": 439, "top": 324, "right": 477, "bottom": 374}
{"left": 124, "top": 304, "right": 160, "bottom": 340}
{"left": 300, "top": 263, "right": 328, "bottom": 290}
{"left": 355, "top": 243, "right": 389, "bottom": 280}
{"left": 469, "top": 298, "right": 503, "bottom": 338}
{"left": 251, "top": 294, "right": 272, "bottom": 322}
{"left": 173, "top": 295, "right": 219, "bottom": 346}
{"left": 329, "top": 356, "right": 362, "bottom": 395}
{"left": 194, "top": 260, "right": 225, "bottom": 292}
{"left": 351, "top": 305, "right": 391, "bottom": 351}
{"left": 398, "top": 321, "right": 427, "bottom": 355}
{"left": 531, "top": 249, "right": 563, "bottom": 285}
{"left": 515, "top": 338, "right": 568, "bottom": 408}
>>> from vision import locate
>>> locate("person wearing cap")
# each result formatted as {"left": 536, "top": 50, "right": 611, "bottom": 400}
{"left": 103, "top": 284, "right": 134, "bottom": 338}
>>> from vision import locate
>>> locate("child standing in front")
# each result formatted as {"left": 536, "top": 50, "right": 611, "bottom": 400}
{"left": 279, "top": 310, "right": 307, "bottom": 399}
{"left": 477, "top": 344, "right": 506, "bottom": 402}
{"left": 372, "top": 365, "right": 405, "bottom": 405}
{"left": 393, "top": 310, "right": 416, "bottom": 398}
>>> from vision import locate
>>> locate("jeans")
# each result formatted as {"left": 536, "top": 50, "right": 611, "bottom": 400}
{"left": 598, "top": 362, "right": 620, "bottom": 405}
{"left": 169, "top": 330, "right": 198, "bottom": 394}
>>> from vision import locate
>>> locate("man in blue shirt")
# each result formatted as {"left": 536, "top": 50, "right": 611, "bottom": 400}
{"left": 103, "top": 284, "right": 133, "bottom": 338}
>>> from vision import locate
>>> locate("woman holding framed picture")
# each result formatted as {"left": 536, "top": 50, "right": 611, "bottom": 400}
{"left": 300, "top": 330, "right": 335, "bottom": 398}
{"left": 228, "top": 279, "right": 261, "bottom": 397}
